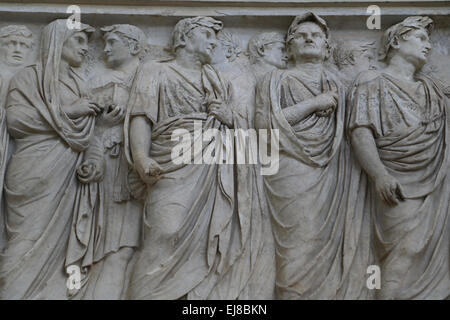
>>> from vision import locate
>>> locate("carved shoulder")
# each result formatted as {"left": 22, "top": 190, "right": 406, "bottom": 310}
{"left": 353, "top": 69, "right": 381, "bottom": 87}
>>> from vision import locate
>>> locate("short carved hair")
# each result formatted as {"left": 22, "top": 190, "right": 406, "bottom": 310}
{"left": 169, "top": 16, "right": 223, "bottom": 53}
{"left": 287, "top": 12, "right": 329, "bottom": 43}
{"left": 286, "top": 12, "right": 331, "bottom": 60}
{"left": 217, "top": 30, "right": 242, "bottom": 62}
{"left": 0, "top": 25, "right": 34, "bottom": 47}
{"left": 101, "top": 24, "right": 147, "bottom": 58}
{"left": 379, "top": 16, "right": 433, "bottom": 61}
{"left": 248, "top": 32, "right": 285, "bottom": 64}
{"left": 333, "top": 40, "right": 375, "bottom": 69}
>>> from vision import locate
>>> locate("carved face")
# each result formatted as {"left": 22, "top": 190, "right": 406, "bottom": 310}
{"left": 211, "top": 39, "right": 228, "bottom": 64}
{"left": 103, "top": 32, "right": 134, "bottom": 68}
{"left": 185, "top": 26, "right": 217, "bottom": 64}
{"left": 352, "top": 47, "right": 374, "bottom": 71}
{"left": 288, "top": 22, "right": 327, "bottom": 62}
{"left": 61, "top": 31, "right": 88, "bottom": 68}
{"left": 262, "top": 41, "right": 288, "bottom": 69}
{"left": 0, "top": 35, "right": 32, "bottom": 67}
{"left": 395, "top": 28, "right": 431, "bottom": 68}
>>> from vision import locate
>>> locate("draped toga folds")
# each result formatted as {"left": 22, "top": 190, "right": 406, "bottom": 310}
{"left": 124, "top": 60, "right": 269, "bottom": 299}
{"left": 255, "top": 68, "right": 373, "bottom": 299}
{"left": 0, "top": 66, "right": 95, "bottom": 299}
{"left": 348, "top": 71, "right": 450, "bottom": 299}
{"left": 0, "top": 20, "right": 96, "bottom": 299}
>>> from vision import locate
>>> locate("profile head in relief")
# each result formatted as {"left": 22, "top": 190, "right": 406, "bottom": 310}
{"left": 39, "top": 19, "right": 94, "bottom": 71}
{"left": 286, "top": 12, "right": 330, "bottom": 64}
{"left": 248, "top": 32, "right": 288, "bottom": 69}
{"left": 379, "top": 16, "right": 433, "bottom": 70}
{"left": 211, "top": 30, "right": 242, "bottom": 65}
{"left": 333, "top": 40, "right": 376, "bottom": 72}
{"left": 101, "top": 24, "right": 147, "bottom": 68}
{"left": 0, "top": 25, "right": 33, "bottom": 67}
{"left": 169, "top": 16, "right": 223, "bottom": 65}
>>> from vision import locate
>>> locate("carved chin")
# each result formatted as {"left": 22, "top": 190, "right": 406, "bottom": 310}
{"left": 7, "top": 56, "right": 24, "bottom": 65}
{"left": 298, "top": 51, "right": 324, "bottom": 61}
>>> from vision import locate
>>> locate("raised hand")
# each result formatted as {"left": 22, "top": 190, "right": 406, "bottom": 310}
{"left": 208, "top": 98, "right": 233, "bottom": 127}
{"left": 312, "top": 91, "right": 338, "bottom": 113}
{"left": 97, "top": 104, "right": 126, "bottom": 127}
{"left": 63, "top": 98, "right": 103, "bottom": 119}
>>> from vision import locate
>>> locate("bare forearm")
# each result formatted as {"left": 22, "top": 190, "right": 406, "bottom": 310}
{"left": 351, "top": 127, "right": 388, "bottom": 181}
{"left": 130, "top": 116, "right": 152, "bottom": 162}
{"left": 282, "top": 100, "right": 316, "bottom": 126}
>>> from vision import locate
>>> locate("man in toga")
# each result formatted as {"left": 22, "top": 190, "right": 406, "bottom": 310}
{"left": 348, "top": 16, "right": 450, "bottom": 299}
{"left": 124, "top": 16, "right": 268, "bottom": 299}
{"left": 255, "top": 12, "right": 372, "bottom": 299}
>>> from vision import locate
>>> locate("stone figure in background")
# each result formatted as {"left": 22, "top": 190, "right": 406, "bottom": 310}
{"left": 333, "top": 39, "right": 376, "bottom": 86}
{"left": 348, "top": 16, "right": 450, "bottom": 299}
{"left": 124, "top": 16, "right": 269, "bottom": 299}
{"left": 0, "top": 25, "right": 34, "bottom": 79}
{"left": 211, "top": 29, "right": 277, "bottom": 299}
{"left": 255, "top": 12, "right": 372, "bottom": 299}
{"left": 248, "top": 32, "right": 288, "bottom": 81}
{"left": 0, "top": 25, "right": 34, "bottom": 250}
{"left": 66, "top": 24, "right": 147, "bottom": 300}
{"left": 0, "top": 19, "right": 98, "bottom": 299}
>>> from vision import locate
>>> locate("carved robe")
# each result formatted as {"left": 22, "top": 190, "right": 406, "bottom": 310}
{"left": 0, "top": 21, "right": 95, "bottom": 299}
{"left": 89, "top": 67, "right": 143, "bottom": 260}
{"left": 64, "top": 65, "right": 144, "bottom": 299}
{"left": 213, "top": 56, "right": 276, "bottom": 299}
{"left": 0, "top": 76, "right": 8, "bottom": 250}
{"left": 348, "top": 71, "right": 450, "bottom": 299}
{"left": 124, "top": 60, "right": 267, "bottom": 299}
{"left": 256, "top": 68, "right": 373, "bottom": 299}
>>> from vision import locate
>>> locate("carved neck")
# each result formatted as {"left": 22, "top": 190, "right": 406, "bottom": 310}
{"left": 175, "top": 48, "right": 203, "bottom": 71}
{"left": 115, "top": 56, "right": 140, "bottom": 75}
{"left": 252, "top": 60, "right": 275, "bottom": 78}
{"left": 59, "top": 59, "right": 71, "bottom": 78}
{"left": 254, "top": 60, "right": 273, "bottom": 72}
{"left": 384, "top": 55, "right": 418, "bottom": 82}
{"left": 292, "top": 62, "right": 323, "bottom": 77}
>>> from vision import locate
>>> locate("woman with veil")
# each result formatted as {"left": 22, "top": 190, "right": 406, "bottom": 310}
{"left": 0, "top": 19, "right": 99, "bottom": 299}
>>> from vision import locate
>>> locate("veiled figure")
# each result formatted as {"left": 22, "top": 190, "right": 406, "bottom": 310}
{"left": 65, "top": 24, "right": 147, "bottom": 300}
{"left": 0, "top": 20, "right": 97, "bottom": 299}
{"left": 255, "top": 13, "right": 372, "bottom": 299}
{"left": 349, "top": 16, "right": 450, "bottom": 299}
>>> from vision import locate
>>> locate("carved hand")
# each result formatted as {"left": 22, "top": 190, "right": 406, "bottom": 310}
{"left": 77, "top": 157, "right": 105, "bottom": 184}
{"left": 97, "top": 104, "right": 126, "bottom": 127}
{"left": 134, "top": 156, "right": 162, "bottom": 186}
{"left": 208, "top": 99, "right": 233, "bottom": 127}
{"left": 311, "top": 91, "right": 339, "bottom": 113}
{"left": 375, "top": 174, "right": 405, "bottom": 206}
{"left": 316, "top": 107, "right": 335, "bottom": 117}
{"left": 63, "top": 98, "right": 103, "bottom": 119}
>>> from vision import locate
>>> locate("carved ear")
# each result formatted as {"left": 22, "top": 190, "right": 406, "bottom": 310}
{"left": 226, "top": 46, "right": 233, "bottom": 59}
{"left": 390, "top": 36, "right": 401, "bottom": 50}
{"left": 349, "top": 52, "right": 356, "bottom": 65}
{"left": 324, "top": 41, "right": 331, "bottom": 60}
{"left": 178, "top": 32, "right": 187, "bottom": 48}
{"left": 256, "top": 44, "right": 265, "bottom": 57}
{"left": 131, "top": 41, "right": 141, "bottom": 55}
